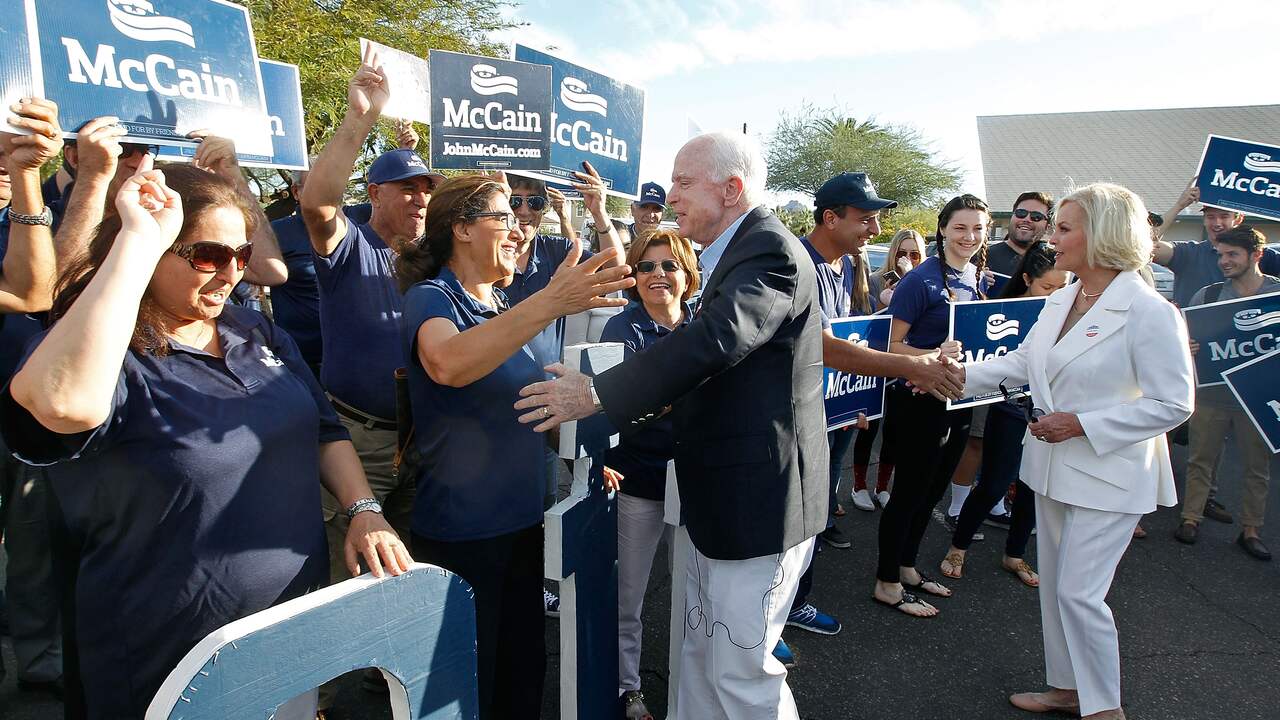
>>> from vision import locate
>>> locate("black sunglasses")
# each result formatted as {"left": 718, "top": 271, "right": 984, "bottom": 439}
{"left": 168, "top": 241, "right": 253, "bottom": 272}
{"left": 635, "top": 259, "right": 681, "bottom": 274}
{"left": 122, "top": 143, "right": 160, "bottom": 159}
{"left": 467, "top": 211, "right": 518, "bottom": 231}
{"left": 1013, "top": 208, "right": 1049, "bottom": 223}
{"left": 999, "top": 379, "right": 1045, "bottom": 425}
{"left": 510, "top": 195, "right": 547, "bottom": 212}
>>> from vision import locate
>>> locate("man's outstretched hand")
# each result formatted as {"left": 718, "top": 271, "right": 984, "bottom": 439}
{"left": 515, "top": 364, "right": 598, "bottom": 432}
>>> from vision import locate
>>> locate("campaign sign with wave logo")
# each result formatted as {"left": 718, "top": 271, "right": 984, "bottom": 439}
{"left": 1222, "top": 347, "right": 1280, "bottom": 454}
{"left": 1, "top": 0, "right": 272, "bottom": 155}
{"left": 429, "top": 49, "right": 550, "bottom": 171}
{"left": 824, "top": 315, "right": 891, "bottom": 429}
{"left": 1196, "top": 135, "right": 1280, "bottom": 223}
{"left": 1183, "top": 288, "right": 1280, "bottom": 387}
{"left": 513, "top": 45, "right": 645, "bottom": 199}
{"left": 948, "top": 296, "right": 1048, "bottom": 409}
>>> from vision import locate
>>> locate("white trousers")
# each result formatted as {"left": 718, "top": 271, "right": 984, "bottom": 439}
{"left": 674, "top": 536, "right": 814, "bottom": 720}
{"left": 1036, "top": 494, "right": 1139, "bottom": 716}
{"left": 617, "top": 493, "right": 672, "bottom": 694}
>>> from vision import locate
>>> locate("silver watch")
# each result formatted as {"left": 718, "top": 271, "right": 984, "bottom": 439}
{"left": 346, "top": 497, "right": 383, "bottom": 519}
{"left": 8, "top": 206, "right": 53, "bottom": 226}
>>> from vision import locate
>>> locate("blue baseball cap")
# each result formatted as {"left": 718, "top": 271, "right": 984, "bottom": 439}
{"left": 814, "top": 172, "right": 897, "bottom": 211}
{"left": 636, "top": 181, "right": 666, "bottom": 208}
{"left": 366, "top": 149, "right": 445, "bottom": 185}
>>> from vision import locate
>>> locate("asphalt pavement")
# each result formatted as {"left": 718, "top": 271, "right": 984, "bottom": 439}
{"left": 4, "top": 435, "right": 1279, "bottom": 719}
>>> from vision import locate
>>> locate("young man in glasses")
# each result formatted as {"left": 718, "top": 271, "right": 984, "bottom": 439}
{"left": 986, "top": 191, "right": 1053, "bottom": 276}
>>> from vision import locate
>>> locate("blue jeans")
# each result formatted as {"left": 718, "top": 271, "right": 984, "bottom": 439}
{"left": 827, "top": 427, "right": 856, "bottom": 527}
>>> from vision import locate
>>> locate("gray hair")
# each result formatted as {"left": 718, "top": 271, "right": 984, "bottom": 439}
{"left": 694, "top": 131, "right": 768, "bottom": 207}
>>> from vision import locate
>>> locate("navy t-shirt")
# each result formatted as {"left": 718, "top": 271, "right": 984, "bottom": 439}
{"left": 314, "top": 219, "right": 404, "bottom": 418}
{"left": 0, "top": 305, "right": 342, "bottom": 718}
{"left": 601, "top": 302, "right": 690, "bottom": 501}
{"left": 402, "top": 268, "right": 546, "bottom": 541}
{"left": 503, "top": 234, "right": 592, "bottom": 371}
{"left": 269, "top": 212, "right": 322, "bottom": 367}
{"left": 888, "top": 255, "right": 982, "bottom": 350}
{"left": 0, "top": 198, "right": 66, "bottom": 384}
{"left": 800, "top": 236, "right": 874, "bottom": 327}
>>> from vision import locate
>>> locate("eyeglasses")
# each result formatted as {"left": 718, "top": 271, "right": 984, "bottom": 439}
{"left": 896, "top": 249, "right": 922, "bottom": 261}
{"left": 999, "top": 379, "right": 1045, "bottom": 425}
{"left": 636, "top": 259, "right": 681, "bottom": 274}
{"left": 467, "top": 211, "right": 518, "bottom": 231}
{"left": 168, "top": 241, "right": 254, "bottom": 272}
{"left": 122, "top": 143, "right": 160, "bottom": 159}
{"left": 509, "top": 195, "right": 547, "bottom": 212}
{"left": 1013, "top": 208, "right": 1049, "bottom": 223}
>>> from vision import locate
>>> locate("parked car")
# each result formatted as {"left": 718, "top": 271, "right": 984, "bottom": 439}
{"left": 1150, "top": 263, "right": 1174, "bottom": 301}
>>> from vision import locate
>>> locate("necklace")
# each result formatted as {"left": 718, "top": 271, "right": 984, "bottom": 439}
{"left": 1079, "top": 287, "right": 1104, "bottom": 300}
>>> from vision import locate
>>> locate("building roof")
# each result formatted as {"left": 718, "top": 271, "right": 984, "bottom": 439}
{"left": 977, "top": 104, "right": 1280, "bottom": 218}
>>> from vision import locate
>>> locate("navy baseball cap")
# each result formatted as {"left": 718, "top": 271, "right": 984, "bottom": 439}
{"left": 636, "top": 181, "right": 666, "bottom": 208}
{"left": 814, "top": 172, "right": 897, "bottom": 211}
{"left": 366, "top": 149, "right": 445, "bottom": 185}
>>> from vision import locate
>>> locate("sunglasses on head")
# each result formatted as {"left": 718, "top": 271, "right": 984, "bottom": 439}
{"left": 509, "top": 195, "right": 547, "bottom": 212}
{"left": 1013, "top": 208, "right": 1049, "bottom": 223}
{"left": 999, "top": 380, "right": 1045, "bottom": 425}
{"left": 168, "top": 241, "right": 254, "bottom": 272}
{"left": 636, "top": 259, "right": 681, "bottom": 274}
{"left": 896, "top": 249, "right": 922, "bottom": 261}
{"left": 467, "top": 211, "right": 518, "bottom": 231}
{"left": 122, "top": 143, "right": 160, "bottom": 159}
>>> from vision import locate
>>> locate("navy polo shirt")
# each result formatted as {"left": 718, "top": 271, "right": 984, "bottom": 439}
{"left": 800, "top": 236, "right": 874, "bottom": 328}
{"left": 314, "top": 219, "right": 403, "bottom": 419}
{"left": 503, "top": 233, "right": 593, "bottom": 371}
{"left": 402, "top": 267, "right": 546, "bottom": 541}
{"left": 601, "top": 302, "right": 690, "bottom": 501}
{"left": 269, "top": 212, "right": 323, "bottom": 367}
{"left": 0, "top": 305, "right": 341, "bottom": 718}
{"left": 889, "top": 255, "right": 982, "bottom": 350}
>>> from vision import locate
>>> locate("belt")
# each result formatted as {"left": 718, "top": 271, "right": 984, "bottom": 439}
{"left": 327, "top": 394, "right": 398, "bottom": 432}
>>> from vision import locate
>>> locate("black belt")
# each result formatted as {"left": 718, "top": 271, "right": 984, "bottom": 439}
{"left": 328, "top": 394, "right": 398, "bottom": 432}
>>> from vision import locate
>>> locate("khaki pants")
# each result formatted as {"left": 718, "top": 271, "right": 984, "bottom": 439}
{"left": 1184, "top": 405, "right": 1271, "bottom": 528}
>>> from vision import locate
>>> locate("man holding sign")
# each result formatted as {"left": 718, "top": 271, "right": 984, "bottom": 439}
{"left": 1178, "top": 226, "right": 1277, "bottom": 560}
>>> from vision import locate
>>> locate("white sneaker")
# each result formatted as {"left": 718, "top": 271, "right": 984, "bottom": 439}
{"left": 876, "top": 490, "right": 891, "bottom": 507}
{"left": 851, "top": 489, "right": 875, "bottom": 511}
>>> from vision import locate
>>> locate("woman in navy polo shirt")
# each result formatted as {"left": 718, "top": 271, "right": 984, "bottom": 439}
{"left": 395, "top": 174, "right": 632, "bottom": 720}
{"left": 873, "top": 194, "right": 992, "bottom": 618}
{"left": 0, "top": 164, "right": 410, "bottom": 719}
{"left": 601, "top": 228, "right": 699, "bottom": 720}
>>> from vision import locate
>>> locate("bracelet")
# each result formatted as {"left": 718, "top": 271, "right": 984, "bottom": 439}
{"left": 345, "top": 497, "right": 383, "bottom": 519}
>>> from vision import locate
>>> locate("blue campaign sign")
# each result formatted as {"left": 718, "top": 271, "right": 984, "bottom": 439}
{"left": 824, "top": 315, "right": 891, "bottom": 429}
{"left": 1222, "top": 347, "right": 1280, "bottom": 454}
{"left": 513, "top": 45, "right": 645, "bottom": 199}
{"left": 157, "top": 59, "right": 307, "bottom": 170}
{"left": 1182, "top": 289, "right": 1280, "bottom": 387}
{"left": 1195, "top": 135, "right": 1280, "bottom": 223}
{"left": 3, "top": 0, "right": 273, "bottom": 155}
{"left": 948, "top": 296, "right": 1048, "bottom": 409}
{"left": 428, "top": 49, "right": 551, "bottom": 171}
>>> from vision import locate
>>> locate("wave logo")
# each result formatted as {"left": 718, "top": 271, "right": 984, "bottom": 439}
{"left": 985, "top": 313, "right": 1020, "bottom": 341}
{"left": 1243, "top": 152, "right": 1280, "bottom": 174}
{"left": 559, "top": 77, "right": 608, "bottom": 117}
{"left": 846, "top": 332, "right": 869, "bottom": 348}
{"left": 107, "top": 0, "right": 195, "bottom": 48}
{"left": 1233, "top": 307, "right": 1280, "bottom": 332}
{"left": 469, "top": 64, "right": 518, "bottom": 96}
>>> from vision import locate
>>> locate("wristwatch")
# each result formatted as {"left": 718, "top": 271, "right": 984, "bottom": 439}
{"left": 587, "top": 378, "right": 603, "bottom": 413}
{"left": 8, "top": 206, "right": 53, "bottom": 226}
{"left": 346, "top": 497, "right": 383, "bottom": 519}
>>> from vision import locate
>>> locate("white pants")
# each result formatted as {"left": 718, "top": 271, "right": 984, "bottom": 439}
{"left": 1036, "top": 494, "right": 1139, "bottom": 716}
{"left": 674, "top": 537, "right": 814, "bottom": 720}
{"left": 617, "top": 494, "right": 672, "bottom": 694}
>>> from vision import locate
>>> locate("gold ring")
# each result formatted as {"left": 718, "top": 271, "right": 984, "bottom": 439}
{"left": 542, "top": 407, "right": 549, "bottom": 419}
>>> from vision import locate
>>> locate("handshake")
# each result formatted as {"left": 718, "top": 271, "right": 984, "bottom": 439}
{"left": 906, "top": 341, "right": 966, "bottom": 401}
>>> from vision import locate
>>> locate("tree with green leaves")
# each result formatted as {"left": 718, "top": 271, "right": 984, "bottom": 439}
{"left": 765, "top": 104, "right": 961, "bottom": 209}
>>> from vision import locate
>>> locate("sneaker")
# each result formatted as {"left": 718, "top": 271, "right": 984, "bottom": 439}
{"left": 984, "top": 510, "right": 1013, "bottom": 529}
{"left": 875, "top": 490, "right": 891, "bottom": 507}
{"left": 819, "top": 525, "right": 852, "bottom": 549}
{"left": 1204, "top": 498, "right": 1234, "bottom": 524}
{"left": 851, "top": 488, "right": 876, "bottom": 512}
{"left": 544, "top": 589, "right": 561, "bottom": 618}
{"left": 786, "top": 603, "right": 842, "bottom": 635}
{"left": 944, "top": 514, "right": 984, "bottom": 541}
{"left": 772, "top": 638, "right": 797, "bottom": 668}
{"left": 622, "top": 690, "right": 654, "bottom": 720}
{"left": 1173, "top": 521, "right": 1198, "bottom": 545}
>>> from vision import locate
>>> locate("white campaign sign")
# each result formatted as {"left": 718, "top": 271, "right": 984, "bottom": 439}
{"left": 360, "top": 38, "right": 431, "bottom": 125}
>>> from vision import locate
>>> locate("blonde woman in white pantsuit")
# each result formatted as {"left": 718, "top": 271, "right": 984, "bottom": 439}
{"left": 961, "top": 183, "right": 1194, "bottom": 719}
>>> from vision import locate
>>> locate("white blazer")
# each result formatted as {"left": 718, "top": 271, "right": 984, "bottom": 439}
{"left": 964, "top": 271, "right": 1195, "bottom": 515}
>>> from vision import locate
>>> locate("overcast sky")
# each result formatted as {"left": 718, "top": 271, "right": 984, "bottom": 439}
{"left": 495, "top": 0, "right": 1279, "bottom": 206}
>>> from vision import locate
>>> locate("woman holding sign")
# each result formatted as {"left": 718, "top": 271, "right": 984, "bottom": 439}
{"left": 961, "top": 183, "right": 1193, "bottom": 719}
{"left": 873, "top": 194, "right": 991, "bottom": 617}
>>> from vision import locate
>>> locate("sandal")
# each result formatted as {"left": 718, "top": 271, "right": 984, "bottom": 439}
{"left": 622, "top": 690, "right": 654, "bottom": 720}
{"left": 873, "top": 591, "right": 936, "bottom": 618}
{"left": 940, "top": 551, "right": 965, "bottom": 579}
{"left": 903, "top": 572, "right": 951, "bottom": 598}
{"left": 1004, "top": 559, "right": 1040, "bottom": 588}
{"left": 834, "top": 503, "right": 847, "bottom": 517}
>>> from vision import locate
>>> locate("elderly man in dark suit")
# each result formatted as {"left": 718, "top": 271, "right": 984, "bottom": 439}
{"left": 516, "top": 131, "right": 825, "bottom": 718}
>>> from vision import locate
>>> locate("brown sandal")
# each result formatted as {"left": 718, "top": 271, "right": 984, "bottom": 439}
{"left": 1004, "top": 559, "right": 1040, "bottom": 588}
{"left": 940, "top": 551, "right": 965, "bottom": 579}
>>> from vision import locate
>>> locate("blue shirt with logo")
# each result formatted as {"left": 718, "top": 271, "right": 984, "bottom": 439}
{"left": 601, "top": 301, "right": 690, "bottom": 501}
{"left": 0, "top": 305, "right": 342, "bottom": 718}
{"left": 402, "top": 268, "right": 546, "bottom": 541}
{"left": 503, "top": 233, "right": 592, "bottom": 371}
{"left": 314, "top": 219, "right": 404, "bottom": 419}
{"left": 889, "top": 255, "right": 982, "bottom": 350}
